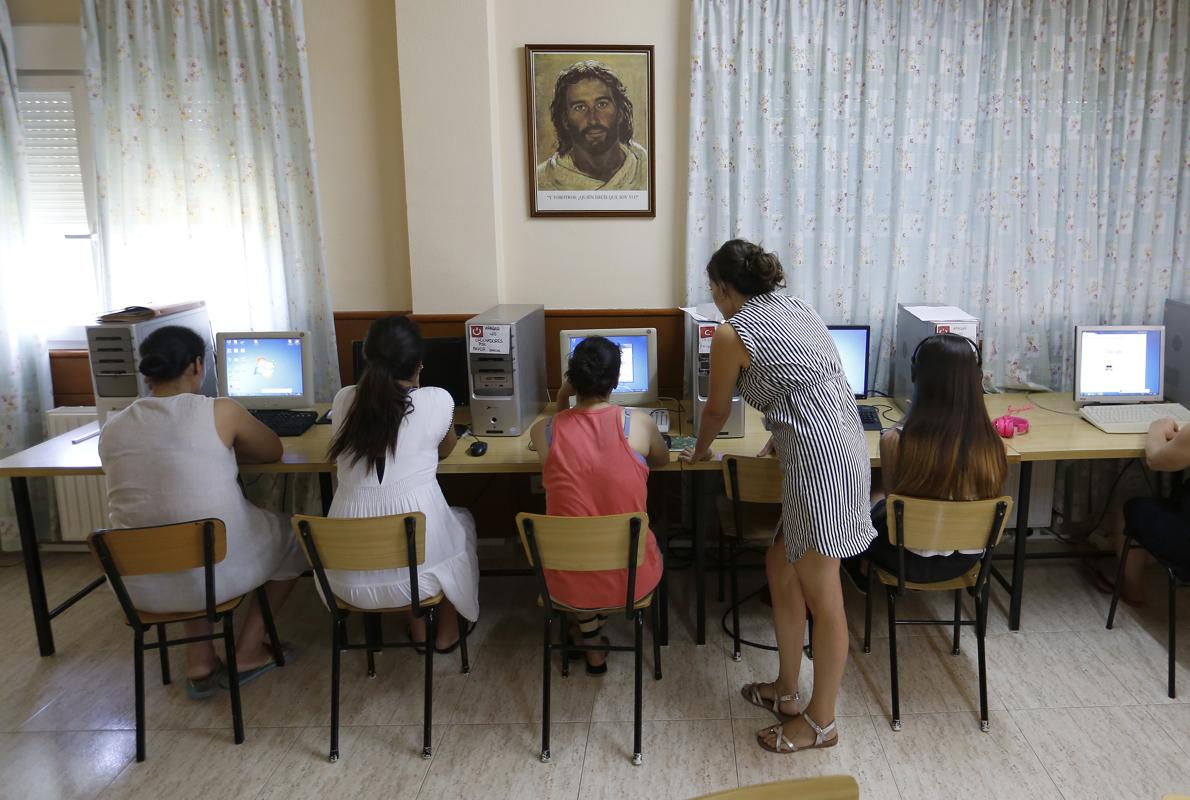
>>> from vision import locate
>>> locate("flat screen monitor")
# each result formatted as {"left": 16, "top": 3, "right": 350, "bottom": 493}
{"left": 827, "top": 325, "right": 871, "bottom": 399}
{"left": 559, "top": 327, "right": 659, "bottom": 406}
{"left": 216, "top": 331, "right": 313, "bottom": 410}
{"left": 1073, "top": 325, "right": 1164, "bottom": 405}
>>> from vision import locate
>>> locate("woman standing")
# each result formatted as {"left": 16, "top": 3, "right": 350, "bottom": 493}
{"left": 681, "top": 239, "right": 875, "bottom": 754}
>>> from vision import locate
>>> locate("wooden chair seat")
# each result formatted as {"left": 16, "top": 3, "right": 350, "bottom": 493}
{"left": 715, "top": 496, "right": 781, "bottom": 540}
{"left": 336, "top": 592, "right": 444, "bottom": 615}
{"left": 873, "top": 563, "right": 980, "bottom": 593}
{"left": 536, "top": 592, "right": 655, "bottom": 614}
{"left": 131, "top": 597, "right": 244, "bottom": 626}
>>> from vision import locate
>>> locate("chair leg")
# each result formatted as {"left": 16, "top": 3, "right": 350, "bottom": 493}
{"left": 223, "top": 615, "right": 245, "bottom": 746}
{"left": 977, "top": 586, "right": 990, "bottom": 732}
{"left": 257, "top": 587, "right": 284, "bottom": 667}
{"left": 134, "top": 630, "right": 146, "bottom": 762}
{"left": 560, "top": 613, "right": 570, "bottom": 679}
{"left": 329, "top": 615, "right": 342, "bottom": 762}
{"left": 806, "top": 611, "right": 814, "bottom": 661}
{"left": 364, "top": 613, "right": 381, "bottom": 679}
{"left": 541, "top": 615, "right": 552, "bottom": 763}
{"left": 651, "top": 601, "right": 663, "bottom": 680}
{"left": 952, "top": 590, "right": 962, "bottom": 656}
{"left": 886, "top": 588, "right": 901, "bottom": 731}
{"left": 156, "top": 623, "right": 171, "bottom": 685}
{"left": 863, "top": 568, "right": 874, "bottom": 654}
{"left": 1169, "top": 570, "right": 1177, "bottom": 700}
{"left": 729, "top": 540, "right": 742, "bottom": 661}
{"left": 632, "top": 610, "right": 644, "bottom": 766}
{"left": 1107, "top": 535, "right": 1134, "bottom": 629}
{"left": 423, "top": 608, "right": 436, "bottom": 759}
{"left": 459, "top": 616, "right": 472, "bottom": 675}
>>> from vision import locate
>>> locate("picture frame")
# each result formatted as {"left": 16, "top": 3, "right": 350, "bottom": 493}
{"left": 524, "top": 44, "right": 655, "bottom": 218}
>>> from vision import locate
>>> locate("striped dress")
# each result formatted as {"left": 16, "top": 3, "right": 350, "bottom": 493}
{"left": 729, "top": 292, "right": 876, "bottom": 562}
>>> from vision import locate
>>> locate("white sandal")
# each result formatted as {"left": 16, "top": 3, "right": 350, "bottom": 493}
{"left": 757, "top": 712, "right": 838, "bottom": 754}
{"left": 740, "top": 682, "right": 802, "bottom": 722}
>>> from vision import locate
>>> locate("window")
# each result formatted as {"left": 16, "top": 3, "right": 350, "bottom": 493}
{"left": 16, "top": 76, "right": 100, "bottom": 345}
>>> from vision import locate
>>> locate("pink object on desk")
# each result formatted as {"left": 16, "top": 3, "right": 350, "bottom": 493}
{"left": 993, "top": 403, "right": 1032, "bottom": 438}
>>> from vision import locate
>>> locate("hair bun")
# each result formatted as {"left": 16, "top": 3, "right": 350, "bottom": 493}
{"left": 137, "top": 353, "right": 171, "bottom": 379}
{"left": 706, "top": 239, "right": 787, "bottom": 296}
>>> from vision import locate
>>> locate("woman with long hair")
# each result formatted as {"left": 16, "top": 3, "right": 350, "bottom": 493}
{"left": 327, "top": 316, "right": 479, "bottom": 651}
{"left": 854, "top": 333, "right": 1009, "bottom": 583}
{"left": 681, "top": 239, "right": 875, "bottom": 755}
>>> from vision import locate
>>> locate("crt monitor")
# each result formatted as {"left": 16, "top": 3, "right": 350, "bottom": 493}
{"left": 827, "top": 325, "right": 870, "bottom": 399}
{"left": 558, "top": 327, "right": 658, "bottom": 406}
{"left": 1073, "top": 325, "right": 1164, "bottom": 405}
{"left": 216, "top": 331, "right": 314, "bottom": 410}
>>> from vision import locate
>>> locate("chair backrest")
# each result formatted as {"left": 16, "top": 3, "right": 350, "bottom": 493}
{"left": 87, "top": 519, "right": 227, "bottom": 577}
{"left": 885, "top": 495, "right": 1014, "bottom": 552}
{"left": 721, "top": 456, "right": 783, "bottom": 505}
{"left": 290, "top": 513, "right": 427, "bottom": 571}
{"left": 515, "top": 512, "right": 649, "bottom": 572}
{"left": 692, "top": 775, "right": 859, "bottom": 800}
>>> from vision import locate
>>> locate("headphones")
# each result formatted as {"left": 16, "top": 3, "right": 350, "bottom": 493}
{"left": 910, "top": 333, "right": 982, "bottom": 382}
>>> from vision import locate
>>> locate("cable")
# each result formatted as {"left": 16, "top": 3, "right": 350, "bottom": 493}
{"left": 1024, "top": 392, "right": 1083, "bottom": 417}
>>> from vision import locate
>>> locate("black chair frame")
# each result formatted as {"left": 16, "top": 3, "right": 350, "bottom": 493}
{"left": 1106, "top": 531, "right": 1190, "bottom": 699}
{"left": 522, "top": 515, "right": 662, "bottom": 766}
{"left": 869, "top": 499, "right": 1008, "bottom": 732}
{"left": 298, "top": 516, "right": 469, "bottom": 763}
{"left": 91, "top": 520, "right": 283, "bottom": 762}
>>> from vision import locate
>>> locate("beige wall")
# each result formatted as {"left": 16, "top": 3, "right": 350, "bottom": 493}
{"left": 304, "top": 0, "right": 411, "bottom": 312}
{"left": 7, "top": 0, "right": 78, "bottom": 24}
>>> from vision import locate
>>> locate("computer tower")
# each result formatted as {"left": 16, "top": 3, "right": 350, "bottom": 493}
{"left": 892, "top": 304, "right": 980, "bottom": 410}
{"left": 1164, "top": 299, "right": 1190, "bottom": 406}
{"left": 86, "top": 303, "right": 217, "bottom": 424}
{"left": 466, "top": 305, "right": 546, "bottom": 436}
{"left": 688, "top": 316, "right": 745, "bottom": 438}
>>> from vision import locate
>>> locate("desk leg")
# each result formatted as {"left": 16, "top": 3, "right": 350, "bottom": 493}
{"left": 693, "top": 472, "right": 707, "bottom": 646}
{"left": 13, "top": 477, "right": 54, "bottom": 656}
{"left": 1008, "top": 462, "right": 1033, "bottom": 631}
{"left": 319, "top": 473, "right": 334, "bottom": 515}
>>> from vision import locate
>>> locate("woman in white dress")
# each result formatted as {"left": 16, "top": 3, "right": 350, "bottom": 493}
{"left": 100, "top": 326, "right": 306, "bottom": 698}
{"left": 327, "top": 316, "right": 479, "bottom": 651}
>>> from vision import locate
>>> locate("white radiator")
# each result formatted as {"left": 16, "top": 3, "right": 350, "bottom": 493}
{"left": 45, "top": 407, "right": 109, "bottom": 542}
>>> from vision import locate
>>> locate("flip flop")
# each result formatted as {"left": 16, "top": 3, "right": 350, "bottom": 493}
{"left": 218, "top": 643, "right": 294, "bottom": 690}
{"left": 186, "top": 662, "right": 226, "bottom": 700}
{"left": 435, "top": 620, "right": 477, "bottom": 655}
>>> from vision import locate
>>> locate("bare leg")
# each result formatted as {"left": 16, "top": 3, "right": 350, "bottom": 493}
{"left": 748, "top": 536, "right": 806, "bottom": 718}
{"left": 233, "top": 579, "right": 297, "bottom": 671}
{"left": 760, "top": 548, "right": 846, "bottom": 748}
{"left": 183, "top": 620, "right": 218, "bottom": 680}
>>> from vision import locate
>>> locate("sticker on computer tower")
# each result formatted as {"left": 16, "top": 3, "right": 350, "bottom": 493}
{"left": 698, "top": 323, "right": 716, "bottom": 354}
{"left": 468, "top": 324, "right": 511, "bottom": 355}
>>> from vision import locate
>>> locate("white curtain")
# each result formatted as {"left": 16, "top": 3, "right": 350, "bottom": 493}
{"left": 0, "top": 0, "right": 54, "bottom": 551}
{"left": 687, "top": 0, "right": 1190, "bottom": 391}
{"left": 81, "top": 0, "right": 339, "bottom": 400}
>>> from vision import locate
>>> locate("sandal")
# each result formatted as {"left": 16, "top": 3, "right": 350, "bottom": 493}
{"left": 435, "top": 620, "right": 477, "bottom": 654}
{"left": 740, "top": 682, "right": 802, "bottom": 722}
{"left": 565, "top": 633, "right": 610, "bottom": 675}
{"left": 186, "top": 662, "right": 226, "bottom": 700}
{"left": 757, "top": 712, "right": 837, "bottom": 754}
{"left": 217, "top": 642, "right": 293, "bottom": 690}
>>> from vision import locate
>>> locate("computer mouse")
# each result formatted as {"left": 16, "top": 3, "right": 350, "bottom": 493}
{"left": 467, "top": 440, "right": 488, "bottom": 457}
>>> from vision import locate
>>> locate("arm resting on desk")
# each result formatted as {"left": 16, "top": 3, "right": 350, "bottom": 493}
{"left": 214, "top": 398, "right": 283, "bottom": 464}
{"left": 438, "top": 409, "right": 459, "bottom": 460}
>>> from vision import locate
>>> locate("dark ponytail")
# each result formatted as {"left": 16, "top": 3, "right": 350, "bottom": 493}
{"left": 566, "top": 336, "right": 621, "bottom": 398}
{"left": 706, "top": 239, "right": 786, "bottom": 296}
{"left": 328, "top": 316, "right": 425, "bottom": 472}
{"left": 137, "top": 326, "right": 205, "bottom": 383}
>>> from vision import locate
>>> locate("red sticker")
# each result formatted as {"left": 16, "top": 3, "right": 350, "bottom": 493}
{"left": 700, "top": 326, "right": 715, "bottom": 338}
{"left": 471, "top": 325, "right": 484, "bottom": 337}
{"left": 937, "top": 324, "right": 951, "bottom": 333}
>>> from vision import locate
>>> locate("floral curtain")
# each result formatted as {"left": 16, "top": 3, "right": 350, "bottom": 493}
{"left": 687, "top": 0, "right": 1190, "bottom": 391}
{"left": 81, "top": 0, "right": 339, "bottom": 400}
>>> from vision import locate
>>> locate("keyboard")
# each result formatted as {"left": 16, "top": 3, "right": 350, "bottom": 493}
{"left": 857, "top": 405, "right": 882, "bottom": 432}
{"left": 1079, "top": 402, "right": 1190, "bottom": 434}
{"left": 249, "top": 409, "right": 318, "bottom": 437}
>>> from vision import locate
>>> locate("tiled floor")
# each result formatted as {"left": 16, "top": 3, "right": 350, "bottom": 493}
{"left": 4, "top": 552, "right": 1190, "bottom": 799}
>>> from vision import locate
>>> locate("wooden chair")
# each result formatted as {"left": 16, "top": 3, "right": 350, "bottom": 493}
{"left": 691, "top": 775, "right": 859, "bottom": 800}
{"left": 87, "top": 519, "right": 284, "bottom": 762}
{"left": 863, "top": 495, "right": 1012, "bottom": 732}
{"left": 719, "top": 455, "right": 785, "bottom": 662}
{"left": 292, "top": 512, "right": 469, "bottom": 762}
{"left": 516, "top": 511, "right": 662, "bottom": 766}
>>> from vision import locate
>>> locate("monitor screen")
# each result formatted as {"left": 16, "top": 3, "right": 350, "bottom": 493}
{"left": 1075, "top": 325, "right": 1163, "bottom": 403}
{"left": 217, "top": 331, "right": 313, "bottom": 409}
{"left": 558, "top": 327, "right": 658, "bottom": 405}
{"left": 828, "top": 326, "right": 870, "bottom": 399}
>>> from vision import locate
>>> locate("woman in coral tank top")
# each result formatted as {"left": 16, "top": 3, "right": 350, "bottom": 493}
{"left": 529, "top": 336, "right": 668, "bottom": 674}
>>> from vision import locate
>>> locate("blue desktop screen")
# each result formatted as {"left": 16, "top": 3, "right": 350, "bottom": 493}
{"left": 828, "top": 327, "right": 870, "bottom": 398}
{"left": 1077, "top": 328, "right": 1162, "bottom": 398}
{"left": 223, "top": 336, "right": 305, "bottom": 398}
{"left": 566, "top": 334, "right": 650, "bottom": 394}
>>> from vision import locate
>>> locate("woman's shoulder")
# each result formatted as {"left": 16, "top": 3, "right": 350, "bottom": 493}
{"left": 412, "top": 386, "right": 452, "bottom": 412}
